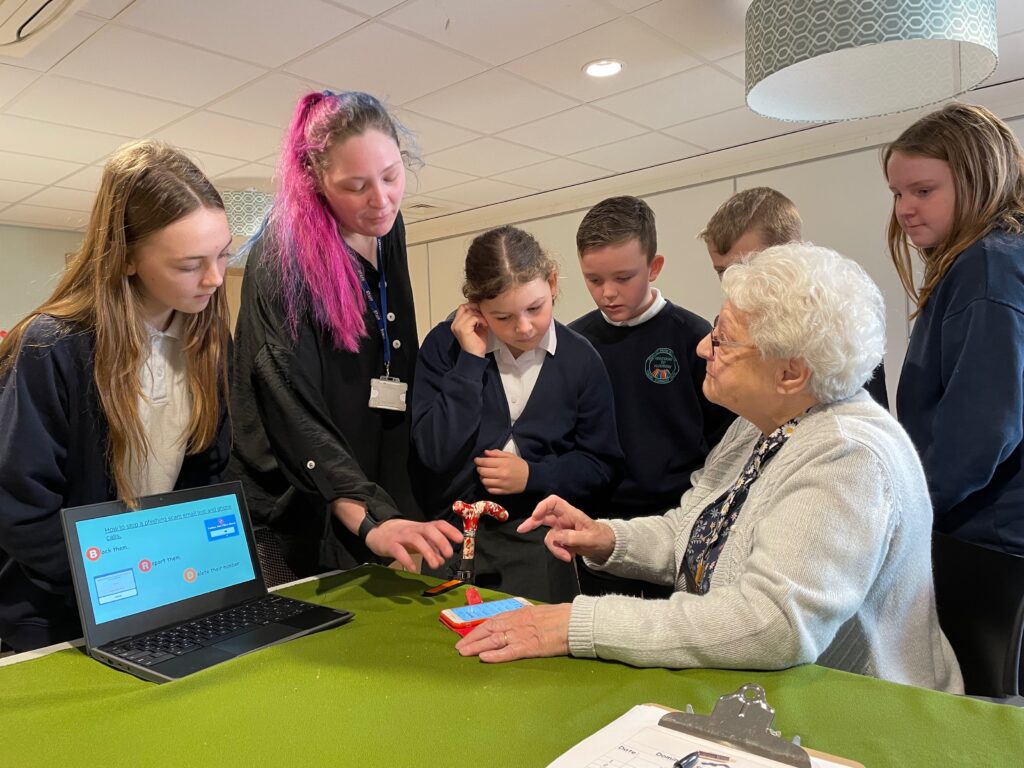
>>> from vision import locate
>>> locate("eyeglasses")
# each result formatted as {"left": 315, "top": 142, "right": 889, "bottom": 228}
{"left": 710, "top": 315, "right": 757, "bottom": 357}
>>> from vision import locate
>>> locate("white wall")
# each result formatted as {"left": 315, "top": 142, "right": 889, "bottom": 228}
{"left": 413, "top": 117, "right": 1024, "bottom": 406}
{"left": 0, "top": 224, "right": 82, "bottom": 334}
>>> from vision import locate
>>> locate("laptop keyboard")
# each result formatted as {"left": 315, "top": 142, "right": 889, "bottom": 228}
{"left": 102, "top": 595, "right": 312, "bottom": 667}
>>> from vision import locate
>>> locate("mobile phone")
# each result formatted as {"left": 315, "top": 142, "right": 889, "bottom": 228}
{"left": 438, "top": 596, "right": 531, "bottom": 631}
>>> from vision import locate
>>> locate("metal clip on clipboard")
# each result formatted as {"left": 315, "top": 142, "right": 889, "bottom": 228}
{"left": 658, "top": 684, "right": 812, "bottom": 768}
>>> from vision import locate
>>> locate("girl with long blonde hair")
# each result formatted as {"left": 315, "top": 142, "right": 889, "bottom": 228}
{"left": 0, "top": 140, "right": 233, "bottom": 651}
{"left": 884, "top": 102, "right": 1024, "bottom": 554}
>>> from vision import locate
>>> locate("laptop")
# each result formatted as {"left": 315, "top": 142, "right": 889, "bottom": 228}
{"left": 61, "top": 481, "right": 352, "bottom": 683}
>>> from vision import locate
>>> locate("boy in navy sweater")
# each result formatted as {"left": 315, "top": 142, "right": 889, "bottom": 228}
{"left": 570, "top": 196, "right": 733, "bottom": 597}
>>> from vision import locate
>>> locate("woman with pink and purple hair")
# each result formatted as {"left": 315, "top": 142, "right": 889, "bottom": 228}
{"left": 231, "top": 91, "right": 461, "bottom": 583}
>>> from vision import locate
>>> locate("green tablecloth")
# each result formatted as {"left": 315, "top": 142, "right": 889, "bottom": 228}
{"left": 1, "top": 565, "right": 1021, "bottom": 767}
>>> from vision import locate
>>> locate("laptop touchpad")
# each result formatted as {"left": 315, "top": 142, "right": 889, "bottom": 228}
{"left": 213, "top": 623, "right": 297, "bottom": 655}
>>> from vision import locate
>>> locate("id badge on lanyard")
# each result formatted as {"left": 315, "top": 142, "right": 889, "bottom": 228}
{"left": 349, "top": 238, "right": 408, "bottom": 412}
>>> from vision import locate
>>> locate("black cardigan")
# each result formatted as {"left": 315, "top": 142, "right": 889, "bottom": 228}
{"left": 229, "top": 213, "right": 420, "bottom": 575}
{"left": 0, "top": 315, "right": 231, "bottom": 652}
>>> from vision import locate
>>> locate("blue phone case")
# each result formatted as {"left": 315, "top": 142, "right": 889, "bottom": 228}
{"left": 447, "top": 597, "right": 526, "bottom": 622}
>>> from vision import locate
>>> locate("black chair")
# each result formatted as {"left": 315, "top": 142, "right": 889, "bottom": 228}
{"left": 931, "top": 531, "right": 1024, "bottom": 699}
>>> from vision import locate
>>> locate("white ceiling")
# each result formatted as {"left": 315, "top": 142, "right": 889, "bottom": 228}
{"left": 1, "top": 0, "right": 1023, "bottom": 231}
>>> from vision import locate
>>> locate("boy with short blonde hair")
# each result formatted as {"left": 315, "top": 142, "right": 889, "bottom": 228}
{"left": 699, "top": 186, "right": 802, "bottom": 278}
{"left": 699, "top": 187, "right": 889, "bottom": 408}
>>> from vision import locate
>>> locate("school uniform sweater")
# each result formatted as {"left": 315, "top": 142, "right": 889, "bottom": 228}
{"left": 897, "top": 227, "right": 1024, "bottom": 554}
{"left": 411, "top": 320, "right": 622, "bottom": 602}
{"left": 0, "top": 316, "right": 231, "bottom": 651}
{"left": 570, "top": 301, "right": 734, "bottom": 518}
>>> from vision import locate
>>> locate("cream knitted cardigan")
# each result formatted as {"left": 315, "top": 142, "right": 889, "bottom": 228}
{"left": 570, "top": 392, "right": 963, "bottom": 693}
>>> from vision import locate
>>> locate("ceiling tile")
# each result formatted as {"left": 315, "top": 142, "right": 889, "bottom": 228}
{"left": 594, "top": 66, "right": 745, "bottom": 129}
{"left": 286, "top": 23, "right": 485, "bottom": 105}
{"left": 431, "top": 178, "right": 536, "bottom": 207}
{"left": 78, "top": 0, "right": 134, "bottom": 18}
{"left": 497, "top": 105, "right": 645, "bottom": 155}
{"left": 0, "top": 13, "right": 103, "bottom": 72}
{"left": 327, "top": 0, "right": 403, "bottom": 16}
{"left": 716, "top": 52, "right": 745, "bottom": 80}
{"left": 0, "top": 64, "right": 39, "bottom": 109}
{"left": 992, "top": 31, "right": 1024, "bottom": 85}
{"left": 492, "top": 158, "right": 609, "bottom": 190}
{"left": 635, "top": 0, "right": 749, "bottom": 61}
{"left": 394, "top": 110, "right": 481, "bottom": 155}
{"left": 54, "top": 164, "right": 105, "bottom": 191}
{"left": 408, "top": 165, "right": 477, "bottom": 195}
{"left": 425, "top": 137, "right": 554, "bottom": 177}
{"left": 158, "top": 113, "right": 283, "bottom": 162}
{"left": 23, "top": 187, "right": 97, "bottom": 212}
{"left": 570, "top": 131, "right": 702, "bottom": 172}
{"left": 405, "top": 70, "right": 576, "bottom": 134}
{"left": 0, "top": 115, "right": 129, "bottom": 163}
{"left": 385, "top": 0, "right": 616, "bottom": 65}
{"left": 6, "top": 76, "right": 192, "bottom": 135}
{"left": 183, "top": 150, "right": 252, "bottom": 178}
{"left": 0, "top": 204, "right": 88, "bottom": 230}
{"left": 207, "top": 74, "right": 322, "bottom": 128}
{"left": 603, "top": 0, "right": 659, "bottom": 10}
{"left": 664, "top": 106, "right": 804, "bottom": 151}
{"left": 0, "top": 179, "right": 43, "bottom": 204}
{"left": 999, "top": 0, "right": 1024, "bottom": 36}
{"left": 504, "top": 17, "right": 700, "bottom": 100}
{"left": 52, "top": 26, "right": 264, "bottom": 107}
{"left": 403, "top": 194, "right": 468, "bottom": 218}
{"left": 117, "top": 0, "right": 363, "bottom": 68}
{"left": 215, "top": 163, "right": 277, "bottom": 192}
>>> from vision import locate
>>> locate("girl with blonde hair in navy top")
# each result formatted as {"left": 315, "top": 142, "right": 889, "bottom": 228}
{"left": 0, "top": 140, "right": 233, "bottom": 651}
{"left": 412, "top": 225, "right": 622, "bottom": 602}
{"left": 885, "top": 102, "right": 1024, "bottom": 554}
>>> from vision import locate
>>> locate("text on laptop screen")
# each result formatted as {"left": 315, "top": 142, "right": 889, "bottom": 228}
{"left": 74, "top": 494, "right": 256, "bottom": 625}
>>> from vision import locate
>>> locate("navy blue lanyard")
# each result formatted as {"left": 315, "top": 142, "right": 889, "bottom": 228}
{"left": 346, "top": 238, "right": 392, "bottom": 377}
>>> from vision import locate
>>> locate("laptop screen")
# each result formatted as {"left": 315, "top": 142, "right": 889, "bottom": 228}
{"left": 73, "top": 493, "right": 257, "bottom": 625}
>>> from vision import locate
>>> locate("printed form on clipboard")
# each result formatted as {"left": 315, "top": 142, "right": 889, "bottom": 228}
{"left": 546, "top": 685, "right": 863, "bottom": 768}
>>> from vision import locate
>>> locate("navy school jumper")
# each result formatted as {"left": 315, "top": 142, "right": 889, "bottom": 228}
{"left": 0, "top": 316, "right": 230, "bottom": 651}
{"left": 411, "top": 320, "right": 623, "bottom": 602}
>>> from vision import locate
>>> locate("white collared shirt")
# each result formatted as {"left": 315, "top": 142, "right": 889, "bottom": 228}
{"left": 486, "top": 324, "right": 557, "bottom": 456}
{"left": 127, "top": 312, "right": 191, "bottom": 498}
{"left": 600, "top": 287, "right": 666, "bottom": 327}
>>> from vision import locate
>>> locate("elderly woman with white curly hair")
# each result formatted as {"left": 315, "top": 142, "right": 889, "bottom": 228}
{"left": 456, "top": 243, "right": 963, "bottom": 692}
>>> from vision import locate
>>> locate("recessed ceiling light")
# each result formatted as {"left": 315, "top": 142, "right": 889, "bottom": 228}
{"left": 583, "top": 59, "right": 623, "bottom": 78}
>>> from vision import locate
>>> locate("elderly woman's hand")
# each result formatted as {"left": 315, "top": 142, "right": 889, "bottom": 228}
{"left": 518, "top": 494, "right": 616, "bottom": 564}
{"left": 455, "top": 603, "right": 572, "bottom": 662}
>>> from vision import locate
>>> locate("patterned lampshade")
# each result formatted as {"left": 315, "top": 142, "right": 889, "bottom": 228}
{"left": 745, "top": 0, "right": 999, "bottom": 122}
{"left": 222, "top": 188, "right": 274, "bottom": 237}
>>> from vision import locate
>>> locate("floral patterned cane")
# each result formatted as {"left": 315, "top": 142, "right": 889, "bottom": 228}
{"left": 452, "top": 500, "right": 509, "bottom": 583}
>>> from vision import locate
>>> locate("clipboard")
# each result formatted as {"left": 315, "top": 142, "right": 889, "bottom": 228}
{"left": 546, "top": 683, "right": 864, "bottom": 768}
{"left": 656, "top": 684, "right": 863, "bottom": 768}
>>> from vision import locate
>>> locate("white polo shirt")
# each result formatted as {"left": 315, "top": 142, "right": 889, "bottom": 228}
{"left": 486, "top": 324, "right": 557, "bottom": 456}
{"left": 127, "top": 312, "right": 191, "bottom": 498}
{"left": 600, "top": 287, "right": 666, "bottom": 327}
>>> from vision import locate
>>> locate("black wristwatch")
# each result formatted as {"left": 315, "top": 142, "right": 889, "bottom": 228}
{"left": 357, "top": 509, "right": 380, "bottom": 541}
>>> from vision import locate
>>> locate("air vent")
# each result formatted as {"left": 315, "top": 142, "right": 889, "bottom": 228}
{"left": 0, "top": 0, "right": 83, "bottom": 57}
{"left": 406, "top": 203, "right": 442, "bottom": 211}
